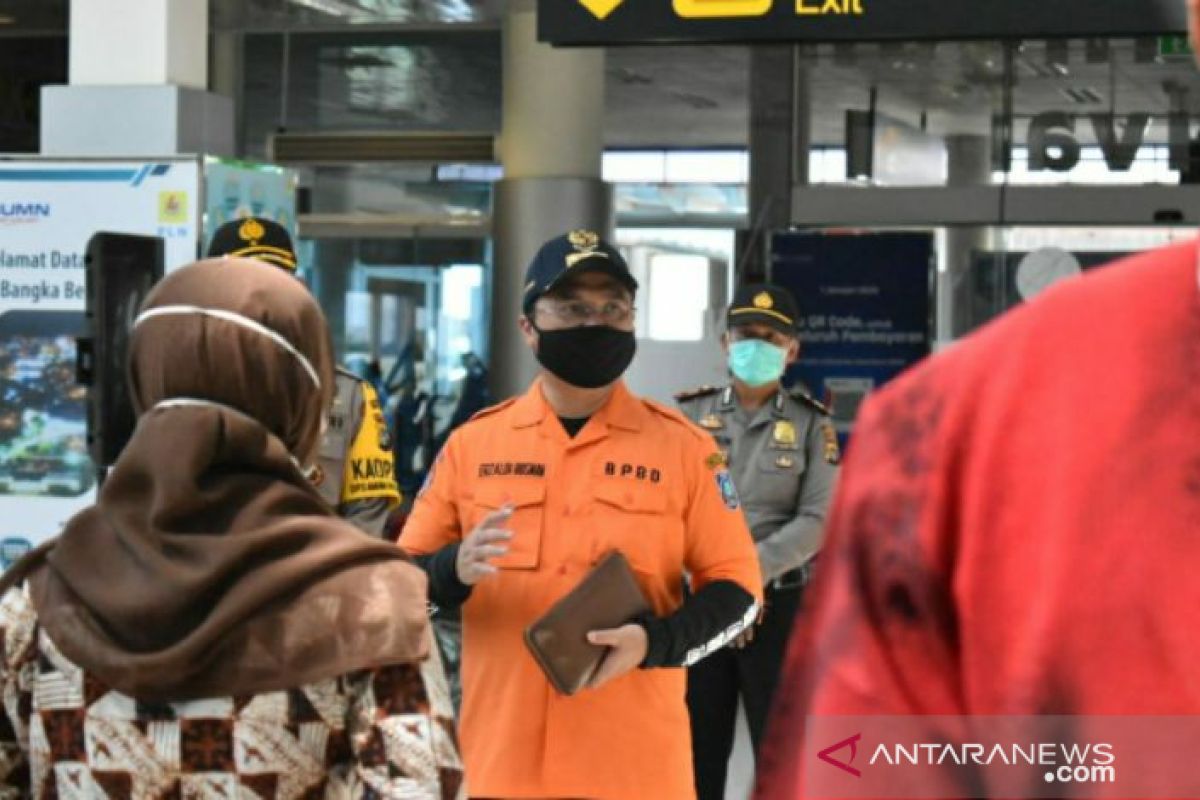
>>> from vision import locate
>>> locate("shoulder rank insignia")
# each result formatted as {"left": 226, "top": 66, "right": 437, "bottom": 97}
{"left": 674, "top": 385, "right": 721, "bottom": 403}
{"left": 790, "top": 388, "right": 832, "bottom": 416}
{"left": 772, "top": 419, "right": 799, "bottom": 450}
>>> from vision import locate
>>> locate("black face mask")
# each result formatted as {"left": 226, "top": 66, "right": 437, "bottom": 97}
{"left": 533, "top": 324, "right": 637, "bottom": 389}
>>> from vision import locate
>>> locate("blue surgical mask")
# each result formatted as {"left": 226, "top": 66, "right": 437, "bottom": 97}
{"left": 728, "top": 339, "right": 788, "bottom": 387}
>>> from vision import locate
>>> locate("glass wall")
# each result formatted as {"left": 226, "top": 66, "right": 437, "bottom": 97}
{"left": 302, "top": 234, "right": 488, "bottom": 496}
{"left": 802, "top": 38, "right": 1200, "bottom": 187}
{"left": 240, "top": 31, "right": 501, "bottom": 160}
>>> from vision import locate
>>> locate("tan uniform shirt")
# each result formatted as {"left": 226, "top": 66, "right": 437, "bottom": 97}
{"left": 677, "top": 385, "right": 839, "bottom": 584}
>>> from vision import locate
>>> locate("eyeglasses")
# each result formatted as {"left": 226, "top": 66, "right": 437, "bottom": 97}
{"left": 537, "top": 300, "right": 635, "bottom": 326}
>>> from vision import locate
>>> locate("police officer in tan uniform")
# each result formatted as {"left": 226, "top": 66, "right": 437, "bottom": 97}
{"left": 207, "top": 217, "right": 400, "bottom": 536}
{"left": 675, "top": 283, "right": 839, "bottom": 800}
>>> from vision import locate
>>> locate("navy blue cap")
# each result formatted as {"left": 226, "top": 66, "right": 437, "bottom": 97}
{"left": 522, "top": 230, "right": 638, "bottom": 315}
{"left": 727, "top": 283, "right": 800, "bottom": 335}
{"left": 207, "top": 216, "right": 297, "bottom": 272}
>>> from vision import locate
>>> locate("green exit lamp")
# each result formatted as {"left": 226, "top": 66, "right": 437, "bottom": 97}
{"left": 1158, "top": 35, "right": 1194, "bottom": 59}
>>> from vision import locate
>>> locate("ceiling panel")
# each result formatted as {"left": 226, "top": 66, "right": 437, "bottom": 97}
{"left": 6, "top": 0, "right": 1200, "bottom": 153}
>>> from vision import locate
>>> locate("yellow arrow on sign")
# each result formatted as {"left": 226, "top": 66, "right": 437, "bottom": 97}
{"left": 578, "top": 0, "right": 625, "bottom": 20}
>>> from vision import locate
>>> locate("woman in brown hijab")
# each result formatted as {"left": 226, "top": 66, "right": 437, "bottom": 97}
{"left": 0, "top": 258, "right": 464, "bottom": 798}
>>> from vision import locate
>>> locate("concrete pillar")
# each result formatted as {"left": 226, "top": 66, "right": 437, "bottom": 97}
{"left": 70, "top": 0, "right": 208, "bottom": 88}
{"left": 490, "top": 0, "right": 611, "bottom": 400}
{"left": 941, "top": 134, "right": 992, "bottom": 342}
{"left": 41, "top": 0, "right": 234, "bottom": 157}
{"left": 744, "top": 45, "right": 808, "bottom": 283}
{"left": 210, "top": 31, "right": 243, "bottom": 152}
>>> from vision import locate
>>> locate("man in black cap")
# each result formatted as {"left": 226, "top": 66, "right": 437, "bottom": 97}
{"left": 399, "top": 230, "right": 763, "bottom": 799}
{"left": 207, "top": 217, "right": 400, "bottom": 538}
{"left": 676, "top": 283, "right": 840, "bottom": 800}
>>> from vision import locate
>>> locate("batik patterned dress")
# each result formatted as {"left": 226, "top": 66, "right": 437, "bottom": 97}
{"left": 0, "top": 583, "right": 464, "bottom": 799}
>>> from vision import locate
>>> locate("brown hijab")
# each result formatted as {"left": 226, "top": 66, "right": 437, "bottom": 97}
{"left": 14, "top": 258, "right": 430, "bottom": 702}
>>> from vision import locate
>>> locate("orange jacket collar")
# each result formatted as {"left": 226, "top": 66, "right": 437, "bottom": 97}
{"left": 510, "top": 378, "right": 646, "bottom": 433}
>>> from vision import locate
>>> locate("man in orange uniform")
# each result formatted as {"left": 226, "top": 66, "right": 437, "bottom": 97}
{"left": 400, "top": 230, "right": 763, "bottom": 800}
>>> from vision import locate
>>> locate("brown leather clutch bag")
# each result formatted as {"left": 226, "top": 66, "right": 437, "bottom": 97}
{"left": 523, "top": 551, "right": 652, "bottom": 696}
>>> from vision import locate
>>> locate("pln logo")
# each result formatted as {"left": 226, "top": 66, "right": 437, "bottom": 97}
{"left": 158, "top": 191, "right": 189, "bottom": 225}
{"left": 818, "top": 733, "right": 863, "bottom": 778}
{"left": 0, "top": 203, "right": 51, "bottom": 226}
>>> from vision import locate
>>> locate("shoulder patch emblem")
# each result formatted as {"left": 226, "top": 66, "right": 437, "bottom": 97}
{"left": 715, "top": 469, "right": 740, "bottom": 510}
{"left": 823, "top": 422, "right": 841, "bottom": 465}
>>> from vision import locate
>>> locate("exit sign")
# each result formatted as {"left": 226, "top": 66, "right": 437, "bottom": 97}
{"left": 541, "top": 0, "right": 1188, "bottom": 46}
{"left": 1159, "top": 34, "right": 1194, "bottom": 59}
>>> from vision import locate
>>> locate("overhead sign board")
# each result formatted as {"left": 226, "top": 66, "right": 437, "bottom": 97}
{"left": 541, "top": 0, "right": 1188, "bottom": 46}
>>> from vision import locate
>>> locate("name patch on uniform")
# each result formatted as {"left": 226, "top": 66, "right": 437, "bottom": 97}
{"left": 479, "top": 462, "right": 546, "bottom": 478}
{"left": 604, "top": 462, "right": 663, "bottom": 483}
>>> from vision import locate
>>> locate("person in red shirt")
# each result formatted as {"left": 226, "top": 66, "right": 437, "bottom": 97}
{"left": 759, "top": 239, "right": 1200, "bottom": 798}
{"left": 756, "top": 8, "right": 1200, "bottom": 788}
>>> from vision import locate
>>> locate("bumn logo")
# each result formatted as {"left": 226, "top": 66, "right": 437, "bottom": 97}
{"left": 818, "top": 733, "right": 863, "bottom": 778}
{"left": 0, "top": 203, "right": 51, "bottom": 225}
